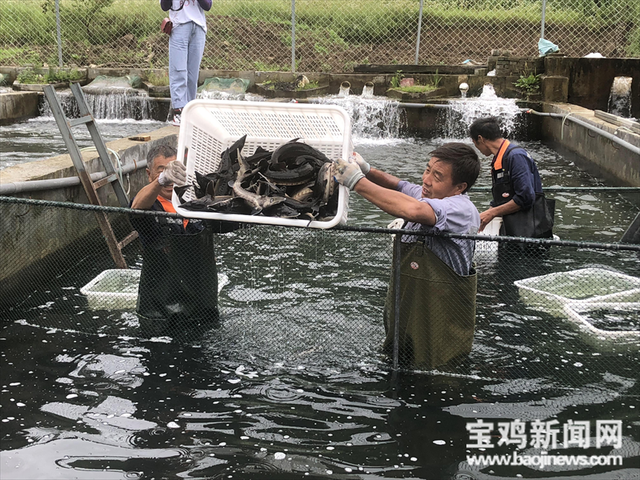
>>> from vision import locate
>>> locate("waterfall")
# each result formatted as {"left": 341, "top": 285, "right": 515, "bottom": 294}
{"left": 608, "top": 76, "right": 633, "bottom": 118}
{"left": 39, "top": 90, "right": 156, "bottom": 120}
{"left": 313, "top": 95, "right": 403, "bottom": 140}
{"left": 440, "top": 84, "right": 522, "bottom": 139}
{"left": 361, "top": 82, "right": 375, "bottom": 98}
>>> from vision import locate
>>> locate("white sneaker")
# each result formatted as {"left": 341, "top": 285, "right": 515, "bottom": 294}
{"left": 171, "top": 109, "right": 182, "bottom": 127}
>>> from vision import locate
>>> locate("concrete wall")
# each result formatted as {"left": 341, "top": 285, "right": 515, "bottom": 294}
{"left": 541, "top": 103, "right": 640, "bottom": 187}
{"left": 0, "top": 91, "right": 40, "bottom": 125}
{"left": 544, "top": 57, "right": 640, "bottom": 119}
{"left": 0, "top": 127, "right": 178, "bottom": 284}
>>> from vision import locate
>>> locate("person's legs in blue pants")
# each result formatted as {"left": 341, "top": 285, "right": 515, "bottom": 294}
{"left": 168, "top": 22, "right": 191, "bottom": 112}
{"left": 186, "top": 24, "right": 206, "bottom": 104}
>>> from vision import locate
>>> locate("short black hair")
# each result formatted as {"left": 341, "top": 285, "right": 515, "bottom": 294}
{"left": 147, "top": 144, "right": 177, "bottom": 169}
{"left": 469, "top": 116, "right": 503, "bottom": 141}
{"left": 429, "top": 142, "right": 480, "bottom": 194}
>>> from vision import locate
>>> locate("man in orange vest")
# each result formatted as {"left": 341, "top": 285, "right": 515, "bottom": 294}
{"left": 469, "top": 116, "right": 553, "bottom": 240}
{"left": 130, "top": 144, "right": 220, "bottom": 333}
{"left": 131, "top": 144, "right": 190, "bottom": 234}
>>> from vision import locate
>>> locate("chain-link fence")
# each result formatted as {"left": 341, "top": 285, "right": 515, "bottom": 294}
{"left": 0, "top": 0, "right": 638, "bottom": 72}
{"left": 1, "top": 197, "right": 638, "bottom": 385}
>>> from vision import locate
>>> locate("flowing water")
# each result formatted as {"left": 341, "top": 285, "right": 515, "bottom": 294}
{"left": 1, "top": 89, "right": 167, "bottom": 170}
{"left": 442, "top": 84, "right": 523, "bottom": 138}
{"left": 1, "top": 95, "right": 639, "bottom": 479}
{"left": 608, "top": 77, "right": 633, "bottom": 119}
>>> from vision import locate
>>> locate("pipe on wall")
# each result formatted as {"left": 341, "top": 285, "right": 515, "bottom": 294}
{"left": 0, "top": 160, "right": 147, "bottom": 195}
{"left": 525, "top": 109, "right": 640, "bottom": 156}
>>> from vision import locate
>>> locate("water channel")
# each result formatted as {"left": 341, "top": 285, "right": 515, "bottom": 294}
{"left": 1, "top": 92, "right": 639, "bottom": 479}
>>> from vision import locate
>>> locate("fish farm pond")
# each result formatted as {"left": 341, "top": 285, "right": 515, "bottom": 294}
{"left": 1, "top": 131, "right": 639, "bottom": 478}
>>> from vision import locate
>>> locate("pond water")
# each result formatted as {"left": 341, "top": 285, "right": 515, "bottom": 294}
{"left": 0, "top": 117, "right": 166, "bottom": 170}
{"left": 1, "top": 129, "right": 639, "bottom": 479}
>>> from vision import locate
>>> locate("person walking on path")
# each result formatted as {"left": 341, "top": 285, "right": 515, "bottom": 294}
{"left": 161, "top": 0, "right": 212, "bottom": 126}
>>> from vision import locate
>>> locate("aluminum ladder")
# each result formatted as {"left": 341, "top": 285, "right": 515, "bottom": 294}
{"left": 43, "top": 83, "right": 138, "bottom": 268}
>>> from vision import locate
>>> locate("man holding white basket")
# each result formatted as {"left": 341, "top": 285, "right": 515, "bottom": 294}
{"left": 333, "top": 144, "right": 481, "bottom": 368}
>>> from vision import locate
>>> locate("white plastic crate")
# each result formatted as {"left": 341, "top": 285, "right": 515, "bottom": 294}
{"left": 563, "top": 302, "right": 640, "bottom": 340}
{"left": 81, "top": 269, "right": 231, "bottom": 310}
{"left": 80, "top": 269, "right": 141, "bottom": 310}
{"left": 514, "top": 267, "right": 640, "bottom": 314}
{"left": 172, "top": 99, "right": 352, "bottom": 229}
{"left": 475, "top": 216, "right": 502, "bottom": 257}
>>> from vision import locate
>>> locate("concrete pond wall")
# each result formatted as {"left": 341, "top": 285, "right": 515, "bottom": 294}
{"left": 0, "top": 127, "right": 178, "bottom": 291}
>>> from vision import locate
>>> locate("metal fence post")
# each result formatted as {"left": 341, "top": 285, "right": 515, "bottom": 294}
{"left": 540, "top": 0, "right": 547, "bottom": 39}
{"left": 392, "top": 234, "right": 402, "bottom": 370}
{"left": 415, "top": 0, "right": 424, "bottom": 65}
{"left": 55, "top": 0, "right": 63, "bottom": 67}
{"left": 291, "top": 0, "right": 296, "bottom": 73}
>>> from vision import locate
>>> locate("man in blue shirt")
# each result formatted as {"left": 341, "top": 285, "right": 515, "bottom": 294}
{"left": 334, "top": 143, "right": 480, "bottom": 275}
{"left": 469, "top": 117, "right": 551, "bottom": 239}
{"left": 333, "top": 143, "right": 481, "bottom": 368}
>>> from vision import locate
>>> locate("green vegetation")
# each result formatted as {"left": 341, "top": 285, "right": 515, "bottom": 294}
{"left": 430, "top": 69, "right": 442, "bottom": 88}
{"left": 16, "top": 67, "right": 83, "bottom": 84}
{"left": 0, "top": 0, "right": 636, "bottom": 69}
{"left": 514, "top": 72, "right": 541, "bottom": 96}
{"left": 394, "top": 85, "right": 438, "bottom": 94}
{"left": 390, "top": 70, "right": 404, "bottom": 88}
{"left": 145, "top": 70, "right": 170, "bottom": 86}
{"left": 260, "top": 79, "right": 320, "bottom": 91}
{"left": 298, "top": 80, "right": 320, "bottom": 91}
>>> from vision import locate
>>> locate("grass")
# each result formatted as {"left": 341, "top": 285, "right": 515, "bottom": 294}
{"left": 393, "top": 85, "right": 439, "bottom": 94}
{"left": 16, "top": 67, "right": 83, "bottom": 84}
{"left": 0, "top": 0, "right": 636, "bottom": 68}
{"left": 145, "top": 70, "right": 170, "bottom": 86}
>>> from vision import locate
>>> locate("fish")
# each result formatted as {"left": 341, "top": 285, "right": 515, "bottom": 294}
{"left": 181, "top": 138, "right": 338, "bottom": 221}
{"left": 179, "top": 194, "right": 249, "bottom": 213}
{"left": 214, "top": 135, "right": 247, "bottom": 196}
{"left": 232, "top": 149, "right": 286, "bottom": 214}
{"left": 270, "top": 139, "right": 331, "bottom": 170}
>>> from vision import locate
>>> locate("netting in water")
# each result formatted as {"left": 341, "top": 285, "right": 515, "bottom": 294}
{"left": 1, "top": 198, "right": 638, "bottom": 382}
{"left": 1, "top": 197, "right": 639, "bottom": 478}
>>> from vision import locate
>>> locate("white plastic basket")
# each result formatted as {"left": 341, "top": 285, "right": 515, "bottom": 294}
{"left": 563, "top": 302, "right": 640, "bottom": 340}
{"left": 514, "top": 267, "right": 640, "bottom": 314}
{"left": 172, "top": 99, "right": 352, "bottom": 229}
{"left": 80, "top": 269, "right": 141, "bottom": 310}
{"left": 475, "top": 216, "right": 502, "bottom": 257}
{"left": 80, "top": 270, "right": 231, "bottom": 310}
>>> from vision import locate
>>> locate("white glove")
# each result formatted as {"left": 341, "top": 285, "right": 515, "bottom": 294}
{"left": 352, "top": 152, "right": 370, "bottom": 175}
{"left": 157, "top": 160, "right": 187, "bottom": 186}
{"left": 333, "top": 158, "right": 364, "bottom": 190}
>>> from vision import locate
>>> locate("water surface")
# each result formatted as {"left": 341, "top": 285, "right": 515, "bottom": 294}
{"left": 2, "top": 135, "right": 639, "bottom": 479}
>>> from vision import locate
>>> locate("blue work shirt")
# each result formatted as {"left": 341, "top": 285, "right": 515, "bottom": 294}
{"left": 396, "top": 181, "right": 480, "bottom": 276}
{"left": 492, "top": 145, "right": 543, "bottom": 210}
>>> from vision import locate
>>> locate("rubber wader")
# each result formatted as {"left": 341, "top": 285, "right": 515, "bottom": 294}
{"left": 382, "top": 240, "right": 477, "bottom": 368}
{"left": 137, "top": 226, "right": 219, "bottom": 330}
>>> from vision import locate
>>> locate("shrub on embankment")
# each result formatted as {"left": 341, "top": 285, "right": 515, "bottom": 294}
{"left": 0, "top": 0, "right": 637, "bottom": 71}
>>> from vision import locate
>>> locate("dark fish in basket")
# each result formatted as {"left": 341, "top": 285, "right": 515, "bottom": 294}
{"left": 232, "top": 149, "right": 286, "bottom": 214}
{"left": 180, "top": 137, "right": 339, "bottom": 221}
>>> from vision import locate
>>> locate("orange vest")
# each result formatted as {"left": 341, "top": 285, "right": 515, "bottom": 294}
{"left": 156, "top": 196, "right": 189, "bottom": 230}
{"left": 493, "top": 139, "right": 511, "bottom": 171}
